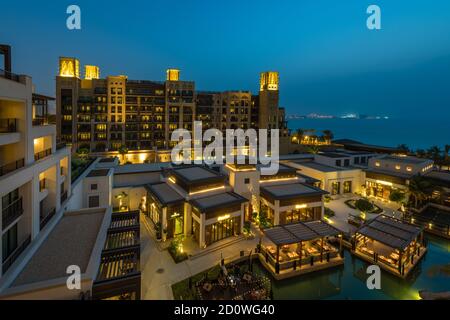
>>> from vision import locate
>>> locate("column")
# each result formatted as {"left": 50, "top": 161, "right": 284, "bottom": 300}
{"left": 162, "top": 207, "right": 168, "bottom": 241}
{"left": 31, "top": 176, "right": 40, "bottom": 239}
{"left": 273, "top": 200, "right": 280, "bottom": 226}
{"left": 55, "top": 161, "right": 61, "bottom": 212}
{"left": 240, "top": 204, "right": 244, "bottom": 234}
{"left": 199, "top": 213, "right": 206, "bottom": 248}
{"left": 184, "top": 203, "right": 192, "bottom": 236}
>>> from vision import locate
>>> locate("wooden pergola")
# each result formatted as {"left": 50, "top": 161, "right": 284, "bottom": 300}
{"left": 261, "top": 220, "right": 342, "bottom": 274}
{"left": 354, "top": 215, "right": 425, "bottom": 276}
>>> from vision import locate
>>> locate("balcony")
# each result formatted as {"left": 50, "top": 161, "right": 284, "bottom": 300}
{"left": 0, "top": 158, "right": 25, "bottom": 177}
{"left": 0, "top": 118, "right": 18, "bottom": 133}
{"left": 40, "top": 207, "right": 56, "bottom": 230}
{"left": 56, "top": 142, "right": 67, "bottom": 150}
{"left": 2, "top": 235, "right": 31, "bottom": 274}
{"left": 34, "top": 148, "right": 52, "bottom": 161}
{"left": 2, "top": 197, "right": 24, "bottom": 230}
{"left": 32, "top": 117, "right": 51, "bottom": 126}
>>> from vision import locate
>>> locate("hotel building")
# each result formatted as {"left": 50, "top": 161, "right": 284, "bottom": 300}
{"left": 0, "top": 45, "right": 71, "bottom": 281}
{"left": 55, "top": 57, "right": 289, "bottom": 156}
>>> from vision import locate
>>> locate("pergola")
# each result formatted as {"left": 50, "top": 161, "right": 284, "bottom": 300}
{"left": 354, "top": 214, "right": 424, "bottom": 276}
{"left": 261, "top": 220, "right": 342, "bottom": 274}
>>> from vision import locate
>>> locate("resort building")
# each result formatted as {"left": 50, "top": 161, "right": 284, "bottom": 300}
{"left": 365, "top": 155, "right": 433, "bottom": 200}
{"left": 0, "top": 45, "right": 71, "bottom": 282}
{"left": 55, "top": 57, "right": 289, "bottom": 156}
{"left": 352, "top": 214, "right": 426, "bottom": 278}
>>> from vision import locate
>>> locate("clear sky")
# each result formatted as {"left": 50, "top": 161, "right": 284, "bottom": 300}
{"left": 2, "top": 0, "right": 450, "bottom": 119}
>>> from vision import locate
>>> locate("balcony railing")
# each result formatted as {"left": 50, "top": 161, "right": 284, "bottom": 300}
{"left": 34, "top": 148, "right": 52, "bottom": 161}
{"left": 0, "top": 68, "right": 21, "bottom": 83}
{"left": 2, "top": 235, "right": 31, "bottom": 274}
{"left": 0, "top": 158, "right": 25, "bottom": 177}
{"left": 0, "top": 118, "right": 18, "bottom": 133}
{"left": 56, "top": 142, "right": 67, "bottom": 150}
{"left": 40, "top": 207, "right": 56, "bottom": 230}
{"left": 32, "top": 117, "right": 50, "bottom": 126}
{"left": 61, "top": 190, "right": 68, "bottom": 204}
{"left": 2, "top": 197, "right": 24, "bottom": 230}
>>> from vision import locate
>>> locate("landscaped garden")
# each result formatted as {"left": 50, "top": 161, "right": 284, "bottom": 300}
{"left": 345, "top": 198, "right": 383, "bottom": 214}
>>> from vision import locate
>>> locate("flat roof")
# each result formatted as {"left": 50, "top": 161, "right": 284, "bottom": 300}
{"left": 99, "top": 157, "right": 117, "bottom": 163}
{"left": 87, "top": 169, "right": 110, "bottom": 177}
{"left": 318, "top": 152, "right": 351, "bottom": 159}
{"left": 190, "top": 192, "right": 247, "bottom": 213}
{"left": 425, "top": 170, "right": 450, "bottom": 185}
{"left": 173, "top": 166, "right": 219, "bottom": 181}
{"left": 365, "top": 168, "right": 414, "bottom": 180}
{"left": 380, "top": 155, "right": 431, "bottom": 165}
{"left": 297, "top": 161, "right": 350, "bottom": 172}
{"left": 11, "top": 208, "right": 107, "bottom": 287}
{"left": 114, "top": 162, "right": 172, "bottom": 175}
{"left": 263, "top": 220, "right": 341, "bottom": 245}
{"left": 260, "top": 182, "right": 328, "bottom": 200}
{"left": 145, "top": 182, "right": 184, "bottom": 206}
{"left": 356, "top": 215, "right": 422, "bottom": 250}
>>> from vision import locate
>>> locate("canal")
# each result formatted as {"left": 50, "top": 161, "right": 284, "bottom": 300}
{"left": 251, "top": 235, "right": 450, "bottom": 299}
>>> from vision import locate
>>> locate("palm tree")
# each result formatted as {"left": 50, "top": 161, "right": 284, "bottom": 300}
{"left": 322, "top": 130, "right": 334, "bottom": 144}
{"left": 415, "top": 149, "right": 427, "bottom": 158}
{"left": 445, "top": 145, "right": 450, "bottom": 161}
{"left": 408, "top": 176, "right": 432, "bottom": 208}
{"left": 294, "top": 128, "right": 304, "bottom": 144}
{"left": 307, "top": 145, "right": 320, "bottom": 154}
{"left": 397, "top": 144, "right": 409, "bottom": 153}
{"left": 118, "top": 145, "right": 129, "bottom": 163}
{"left": 427, "top": 146, "right": 442, "bottom": 162}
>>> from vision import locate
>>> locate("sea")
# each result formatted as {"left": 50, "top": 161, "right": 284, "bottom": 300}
{"left": 288, "top": 118, "right": 450, "bottom": 151}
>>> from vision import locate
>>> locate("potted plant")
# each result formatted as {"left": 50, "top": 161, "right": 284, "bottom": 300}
{"left": 155, "top": 222, "right": 162, "bottom": 241}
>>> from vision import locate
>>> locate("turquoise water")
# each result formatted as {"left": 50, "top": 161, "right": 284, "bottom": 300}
{"left": 288, "top": 118, "right": 450, "bottom": 150}
{"left": 252, "top": 236, "right": 450, "bottom": 300}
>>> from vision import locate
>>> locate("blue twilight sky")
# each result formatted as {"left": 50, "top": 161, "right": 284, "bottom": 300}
{"left": 1, "top": 0, "right": 450, "bottom": 119}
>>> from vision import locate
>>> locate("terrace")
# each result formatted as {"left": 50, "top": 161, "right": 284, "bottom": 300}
{"left": 258, "top": 220, "right": 343, "bottom": 279}
{"left": 353, "top": 215, "right": 426, "bottom": 278}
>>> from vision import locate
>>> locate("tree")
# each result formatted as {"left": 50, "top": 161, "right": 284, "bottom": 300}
{"left": 408, "top": 175, "right": 432, "bottom": 208}
{"left": 445, "top": 145, "right": 450, "bottom": 161}
{"left": 118, "top": 145, "right": 129, "bottom": 163}
{"left": 293, "top": 128, "right": 304, "bottom": 144}
{"left": 76, "top": 147, "right": 89, "bottom": 160}
{"left": 389, "top": 190, "right": 405, "bottom": 204}
{"left": 354, "top": 198, "right": 374, "bottom": 213}
{"left": 427, "top": 146, "right": 442, "bottom": 162}
{"left": 415, "top": 149, "right": 427, "bottom": 158}
{"left": 307, "top": 145, "right": 320, "bottom": 154}
{"left": 322, "top": 130, "right": 334, "bottom": 144}
{"left": 397, "top": 144, "right": 409, "bottom": 153}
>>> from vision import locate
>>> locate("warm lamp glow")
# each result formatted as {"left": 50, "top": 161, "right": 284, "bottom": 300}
{"left": 217, "top": 214, "right": 231, "bottom": 221}
{"left": 166, "top": 69, "right": 180, "bottom": 81}
{"left": 260, "top": 71, "right": 279, "bottom": 91}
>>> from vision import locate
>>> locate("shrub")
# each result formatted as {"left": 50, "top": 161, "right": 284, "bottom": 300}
{"left": 324, "top": 207, "right": 335, "bottom": 218}
{"left": 243, "top": 221, "right": 251, "bottom": 233}
{"left": 168, "top": 236, "right": 188, "bottom": 263}
{"left": 389, "top": 190, "right": 406, "bottom": 203}
{"left": 354, "top": 198, "right": 374, "bottom": 212}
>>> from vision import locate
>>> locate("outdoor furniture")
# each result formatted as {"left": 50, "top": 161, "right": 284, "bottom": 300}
{"left": 243, "top": 273, "right": 252, "bottom": 283}
{"left": 287, "top": 251, "right": 299, "bottom": 259}
{"left": 203, "top": 282, "right": 213, "bottom": 292}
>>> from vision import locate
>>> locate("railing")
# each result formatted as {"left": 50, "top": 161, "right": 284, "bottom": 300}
{"left": 40, "top": 207, "right": 56, "bottom": 230}
{"left": 61, "top": 190, "right": 68, "bottom": 204}
{"left": 56, "top": 142, "right": 67, "bottom": 150}
{"left": 2, "top": 197, "right": 24, "bottom": 230}
{"left": 39, "top": 178, "right": 46, "bottom": 192}
{"left": 0, "top": 68, "right": 21, "bottom": 83}
{"left": 0, "top": 118, "right": 18, "bottom": 133}
{"left": 32, "top": 117, "right": 49, "bottom": 126}
{"left": 2, "top": 235, "right": 31, "bottom": 274}
{"left": 0, "top": 158, "right": 25, "bottom": 177}
{"left": 34, "top": 148, "right": 52, "bottom": 161}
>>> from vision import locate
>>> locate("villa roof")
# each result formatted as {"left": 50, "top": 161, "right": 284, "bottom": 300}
{"left": 114, "top": 162, "right": 172, "bottom": 175}
{"left": 263, "top": 220, "right": 341, "bottom": 246}
{"left": 145, "top": 182, "right": 184, "bottom": 206}
{"left": 87, "top": 169, "right": 110, "bottom": 177}
{"left": 379, "top": 155, "right": 432, "bottom": 165}
{"left": 356, "top": 215, "right": 422, "bottom": 250}
{"left": 297, "top": 161, "right": 352, "bottom": 172}
{"left": 169, "top": 165, "right": 225, "bottom": 185}
{"left": 189, "top": 192, "right": 247, "bottom": 213}
{"left": 365, "top": 168, "right": 414, "bottom": 182}
{"left": 260, "top": 182, "right": 328, "bottom": 201}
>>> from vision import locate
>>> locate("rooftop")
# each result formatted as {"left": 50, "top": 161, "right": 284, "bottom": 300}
{"left": 189, "top": 192, "right": 247, "bottom": 213}
{"left": 114, "top": 162, "right": 172, "bottom": 175}
{"left": 169, "top": 165, "right": 225, "bottom": 186}
{"left": 317, "top": 152, "right": 351, "bottom": 159}
{"left": 260, "top": 182, "right": 328, "bottom": 200}
{"left": 145, "top": 182, "right": 184, "bottom": 206}
{"left": 263, "top": 220, "right": 341, "bottom": 246}
{"left": 356, "top": 215, "right": 422, "bottom": 250}
{"left": 11, "top": 208, "right": 108, "bottom": 287}
{"left": 86, "top": 169, "right": 110, "bottom": 177}
{"left": 380, "top": 155, "right": 431, "bottom": 165}
{"left": 296, "top": 161, "right": 351, "bottom": 172}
